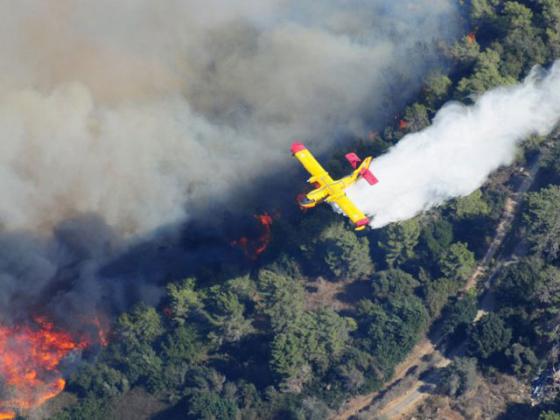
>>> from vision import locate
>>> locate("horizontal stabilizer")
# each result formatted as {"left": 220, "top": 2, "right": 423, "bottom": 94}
{"left": 360, "top": 168, "right": 378, "bottom": 185}
{"left": 345, "top": 152, "right": 361, "bottom": 169}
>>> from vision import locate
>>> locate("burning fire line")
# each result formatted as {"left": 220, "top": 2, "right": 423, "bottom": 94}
{"left": 91, "top": 314, "right": 110, "bottom": 347}
{"left": 399, "top": 119, "right": 409, "bottom": 130}
{"left": 231, "top": 212, "right": 274, "bottom": 260}
{"left": 0, "top": 315, "right": 109, "bottom": 418}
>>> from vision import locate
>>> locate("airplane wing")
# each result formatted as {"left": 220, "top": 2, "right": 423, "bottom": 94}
{"left": 330, "top": 194, "right": 369, "bottom": 230}
{"left": 291, "top": 142, "right": 334, "bottom": 187}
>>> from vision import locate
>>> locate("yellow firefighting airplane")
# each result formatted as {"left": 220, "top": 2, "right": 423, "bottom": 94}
{"left": 291, "top": 142, "right": 378, "bottom": 231}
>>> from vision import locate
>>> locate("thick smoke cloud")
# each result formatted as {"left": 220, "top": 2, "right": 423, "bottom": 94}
{"left": 0, "top": 0, "right": 460, "bottom": 236}
{"left": 347, "top": 61, "right": 560, "bottom": 228}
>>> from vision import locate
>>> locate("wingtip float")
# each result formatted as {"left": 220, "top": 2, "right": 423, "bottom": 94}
{"left": 291, "top": 141, "right": 378, "bottom": 231}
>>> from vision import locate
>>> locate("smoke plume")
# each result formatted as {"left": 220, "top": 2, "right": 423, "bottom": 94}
{"left": 347, "top": 61, "right": 560, "bottom": 228}
{"left": 0, "top": 0, "right": 459, "bottom": 236}
{"left": 0, "top": 3, "right": 465, "bottom": 413}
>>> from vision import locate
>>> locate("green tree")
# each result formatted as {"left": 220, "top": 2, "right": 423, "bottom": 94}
{"left": 540, "top": 411, "right": 560, "bottom": 420}
{"left": 160, "top": 325, "right": 206, "bottom": 365}
{"left": 257, "top": 269, "right": 305, "bottom": 332}
{"left": 532, "top": 266, "right": 560, "bottom": 345}
{"left": 453, "top": 190, "right": 490, "bottom": 219}
{"left": 420, "top": 218, "right": 454, "bottom": 264}
{"left": 449, "top": 35, "right": 481, "bottom": 70}
{"left": 402, "top": 103, "right": 430, "bottom": 132}
{"left": 457, "top": 49, "right": 516, "bottom": 95}
{"left": 51, "top": 397, "right": 109, "bottom": 420}
{"left": 523, "top": 185, "right": 560, "bottom": 261}
{"left": 495, "top": 257, "right": 544, "bottom": 307}
{"left": 270, "top": 330, "right": 310, "bottom": 389}
{"left": 236, "top": 381, "right": 262, "bottom": 413}
{"left": 543, "top": 140, "right": 560, "bottom": 181}
{"left": 311, "top": 308, "right": 356, "bottom": 364}
{"left": 423, "top": 277, "right": 457, "bottom": 318}
{"left": 506, "top": 343, "right": 539, "bottom": 378}
{"left": 69, "top": 363, "right": 129, "bottom": 398}
{"left": 470, "top": 0, "right": 499, "bottom": 24}
{"left": 120, "top": 343, "right": 163, "bottom": 387}
{"left": 223, "top": 274, "right": 257, "bottom": 303}
{"left": 438, "top": 357, "right": 478, "bottom": 397}
{"left": 301, "top": 397, "right": 332, "bottom": 420}
{"left": 441, "top": 293, "right": 478, "bottom": 337}
{"left": 358, "top": 297, "right": 428, "bottom": 373}
{"left": 495, "top": 258, "right": 560, "bottom": 346}
{"left": 539, "top": 0, "right": 560, "bottom": 59}
{"left": 184, "top": 366, "right": 226, "bottom": 394}
{"left": 167, "top": 278, "right": 204, "bottom": 324}
{"left": 371, "top": 269, "right": 419, "bottom": 303}
{"left": 499, "top": 2, "right": 547, "bottom": 78}
{"left": 313, "top": 221, "right": 374, "bottom": 280}
{"left": 468, "top": 313, "right": 512, "bottom": 359}
{"left": 336, "top": 348, "right": 383, "bottom": 392}
{"left": 270, "top": 308, "right": 355, "bottom": 388}
{"left": 533, "top": 264, "right": 560, "bottom": 308}
{"left": 439, "top": 242, "right": 476, "bottom": 283}
{"left": 378, "top": 219, "right": 421, "bottom": 268}
{"left": 187, "top": 391, "right": 238, "bottom": 420}
{"left": 115, "top": 303, "right": 164, "bottom": 345}
{"left": 205, "top": 290, "right": 253, "bottom": 344}
{"left": 424, "top": 73, "right": 452, "bottom": 108}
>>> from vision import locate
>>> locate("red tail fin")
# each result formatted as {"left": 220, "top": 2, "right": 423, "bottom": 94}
{"left": 360, "top": 168, "right": 378, "bottom": 185}
{"left": 345, "top": 153, "right": 361, "bottom": 169}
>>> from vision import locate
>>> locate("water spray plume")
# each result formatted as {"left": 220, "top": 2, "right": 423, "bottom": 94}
{"left": 347, "top": 61, "right": 560, "bottom": 228}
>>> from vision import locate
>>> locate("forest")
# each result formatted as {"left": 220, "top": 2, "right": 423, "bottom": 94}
{"left": 45, "top": 1, "right": 560, "bottom": 419}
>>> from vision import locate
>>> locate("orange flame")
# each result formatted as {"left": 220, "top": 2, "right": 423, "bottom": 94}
{"left": 0, "top": 315, "right": 107, "bottom": 417}
{"left": 367, "top": 130, "right": 379, "bottom": 141}
{"left": 162, "top": 307, "right": 173, "bottom": 318}
{"left": 399, "top": 119, "right": 409, "bottom": 130}
{"left": 231, "top": 212, "right": 274, "bottom": 260}
{"left": 253, "top": 213, "right": 273, "bottom": 256}
{"left": 466, "top": 32, "right": 476, "bottom": 44}
{"left": 90, "top": 314, "right": 110, "bottom": 347}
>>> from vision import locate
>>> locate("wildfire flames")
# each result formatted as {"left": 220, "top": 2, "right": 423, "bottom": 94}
{"left": 399, "top": 119, "right": 409, "bottom": 130}
{"left": 467, "top": 32, "right": 476, "bottom": 44}
{"left": 91, "top": 314, "right": 110, "bottom": 347}
{"left": 0, "top": 316, "right": 109, "bottom": 418}
{"left": 232, "top": 212, "right": 274, "bottom": 260}
{"left": 367, "top": 130, "right": 379, "bottom": 141}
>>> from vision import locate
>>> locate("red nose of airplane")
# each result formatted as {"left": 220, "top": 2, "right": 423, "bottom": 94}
{"left": 355, "top": 217, "right": 369, "bottom": 228}
{"left": 291, "top": 142, "right": 306, "bottom": 154}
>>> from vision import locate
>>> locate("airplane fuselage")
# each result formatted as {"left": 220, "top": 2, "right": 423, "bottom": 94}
{"left": 301, "top": 160, "right": 372, "bottom": 207}
{"left": 291, "top": 142, "right": 376, "bottom": 231}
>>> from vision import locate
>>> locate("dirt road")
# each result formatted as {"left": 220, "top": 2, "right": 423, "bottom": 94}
{"left": 333, "top": 339, "right": 436, "bottom": 420}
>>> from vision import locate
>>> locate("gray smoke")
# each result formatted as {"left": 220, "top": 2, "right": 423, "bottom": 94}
{"left": 347, "top": 62, "right": 560, "bottom": 228}
{"left": 0, "top": 0, "right": 460, "bottom": 236}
